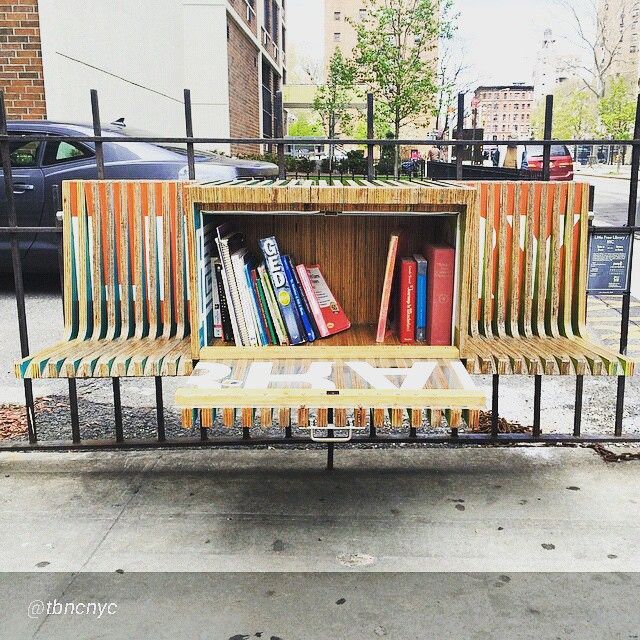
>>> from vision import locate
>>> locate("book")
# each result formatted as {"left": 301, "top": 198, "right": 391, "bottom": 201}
{"left": 259, "top": 264, "right": 289, "bottom": 345}
{"left": 254, "top": 271, "right": 277, "bottom": 345}
{"left": 296, "top": 264, "right": 329, "bottom": 338}
{"left": 376, "top": 231, "right": 401, "bottom": 342}
{"left": 259, "top": 236, "right": 305, "bottom": 345}
{"left": 243, "top": 258, "right": 269, "bottom": 346}
{"left": 423, "top": 242, "right": 455, "bottom": 346}
{"left": 398, "top": 257, "right": 417, "bottom": 343}
{"left": 215, "top": 224, "right": 246, "bottom": 345}
{"left": 213, "top": 258, "right": 234, "bottom": 342}
{"left": 413, "top": 253, "right": 428, "bottom": 342}
{"left": 306, "top": 265, "right": 350, "bottom": 336}
{"left": 231, "top": 248, "right": 259, "bottom": 347}
{"left": 210, "top": 257, "right": 222, "bottom": 339}
{"left": 283, "top": 255, "right": 316, "bottom": 342}
{"left": 289, "top": 257, "right": 320, "bottom": 338}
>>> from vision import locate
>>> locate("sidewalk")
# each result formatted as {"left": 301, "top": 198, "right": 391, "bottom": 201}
{"left": 1, "top": 447, "right": 639, "bottom": 572}
{"left": 575, "top": 164, "right": 632, "bottom": 180}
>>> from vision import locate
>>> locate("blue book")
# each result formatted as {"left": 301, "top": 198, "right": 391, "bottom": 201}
{"left": 243, "top": 261, "right": 268, "bottom": 346}
{"left": 259, "top": 236, "right": 305, "bottom": 345}
{"left": 414, "top": 253, "right": 428, "bottom": 342}
{"left": 283, "top": 255, "right": 316, "bottom": 342}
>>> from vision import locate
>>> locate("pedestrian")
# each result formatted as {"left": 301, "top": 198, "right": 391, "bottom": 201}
{"left": 427, "top": 145, "right": 442, "bottom": 162}
{"left": 496, "top": 135, "right": 528, "bottom": 170}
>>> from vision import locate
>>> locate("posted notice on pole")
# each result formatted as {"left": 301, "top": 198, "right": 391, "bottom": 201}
{"left": 587, "top": 232, "right": 632, "bottom": 295}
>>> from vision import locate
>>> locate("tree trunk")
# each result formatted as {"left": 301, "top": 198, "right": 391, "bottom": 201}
{"left": 394, "top": 113, "right": 401, "bottom": 178}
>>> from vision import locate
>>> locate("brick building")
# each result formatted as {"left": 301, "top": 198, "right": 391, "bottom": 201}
{"left": 2, "top": 0, "right": 285, "bottom": 154}
{"left": 474, "top": 84, "right": 534, "bottom": 142}
{"left": 0, "top": 0, "right": 47, "bottom": 120}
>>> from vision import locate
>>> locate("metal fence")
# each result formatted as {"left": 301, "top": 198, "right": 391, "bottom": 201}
{"left": 0, "top": 89, "right": 638, "bottom": 459}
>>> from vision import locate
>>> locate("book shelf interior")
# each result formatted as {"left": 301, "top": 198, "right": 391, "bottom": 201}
{"left": 202, "top": 210, "right": 459, "bottom": 350}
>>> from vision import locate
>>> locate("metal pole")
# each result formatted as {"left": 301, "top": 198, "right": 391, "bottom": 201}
{"left": 91, "top": 89, "right": 124, "bottom": 442}
{"left": 367, "top": 93, "right": 374, "bottom": 180}
{"left": 184, "top": 89, "right": 196, "bottom": 180}
{"left": 614, "top": 93, "right": 640, "bottom": 436}
{"left": 542, "top": 95, "right": 553, "bottom": 181}
{"left": 573, "top": 375, "right": 583, "bottom": 437}
{"left": 274, "top": 90, "right": 286, "bottom": 179}
{"left": 327, "top": 407, "right": 334, "bottom": 471}
{"left": 69, "top": 378, "right": 81, "bottom": 444}
{"left": 456, "top": 92, "right": 464, "bottom": 180}
{"left": 0, "top": 91, "right": 37, "bottom": 443}
{"left": 90, "top": 90, "right": 105, "bottom": 180}
{"left": 532, "top": 94, "right": 555, "bottom": 436}
{"left": 491, "top": 374, "right": 499, "bottom": 439}
{"left": 155, "top": 377, "right": 165, "bottom": 442}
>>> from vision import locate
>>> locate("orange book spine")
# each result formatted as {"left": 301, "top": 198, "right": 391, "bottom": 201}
{"left": 376, "top": 234, "right": 399, "bottom": 342}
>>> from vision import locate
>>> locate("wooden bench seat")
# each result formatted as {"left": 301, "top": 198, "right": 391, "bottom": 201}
{"left": 461, "top": 181, "right": 634, "bottom": 376}
{"left": 15, "top": 180, "right": 192, "bottom": 379}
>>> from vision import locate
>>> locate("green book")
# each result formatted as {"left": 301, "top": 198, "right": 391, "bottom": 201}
{"left": 256, "top": 276, "right": 277, "bottom": 345}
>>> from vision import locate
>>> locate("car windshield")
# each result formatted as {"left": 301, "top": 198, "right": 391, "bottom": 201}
{"left": 526, "top": 144, "right": 570, "bottom": 157}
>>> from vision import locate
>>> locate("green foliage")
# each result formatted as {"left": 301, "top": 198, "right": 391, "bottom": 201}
{"left": 287, "top": 113, "right": 323, "bottom": 137}
{"left": 531, "top": 82, "right": 598, "bottom": 140}
{"left": 313, "top": 49, "right": 357, "bottom": 138}
{"left": 350, "top": 0, "right": 453, "bottom": 133}
{"left": 598, "top": 76, "right": 636, "bottom": 141}
{"left": 349, "top": 0, "right": 455, "bottom": 172}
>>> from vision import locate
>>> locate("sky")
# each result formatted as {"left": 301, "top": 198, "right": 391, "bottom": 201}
{"left": 286, "top": 0, "right": 589, "bottom": 86}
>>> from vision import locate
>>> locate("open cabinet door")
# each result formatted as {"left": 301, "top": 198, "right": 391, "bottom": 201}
{"left": 176, "top": 357, "right": 486, "bottom": 437}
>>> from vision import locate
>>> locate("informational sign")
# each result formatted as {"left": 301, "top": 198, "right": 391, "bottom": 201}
{"left": 587, "top": 232, "right": 632, "bottom": 295}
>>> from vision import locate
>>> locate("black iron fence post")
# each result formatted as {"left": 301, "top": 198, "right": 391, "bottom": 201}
{"left": 90, "top": 89, "right": 124, "bottom": 444}
{"left": 184, "top": 88, "right": 196, "bottom": 180}
{"left": 0, "top": 90, "right": 37, "bottom": 443}
{"left": 183, "top": 89, "right": 207, "bottom": 441}
{"left": 456, "top": 92, "right": 464, "bottom": 180}
{"left": 542, "top": 95, "right": 553, "bottom": 181}
{"left": 614, "top": 93, "right": 640, "bottom": 436}
{"left": 274, "top": 90, "right": 285, "bottom": 179}
{"left": 367, "top": 93, "right": 374, "bottom": 180}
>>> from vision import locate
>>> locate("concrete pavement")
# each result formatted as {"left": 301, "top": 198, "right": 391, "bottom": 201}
{"left": 0, "top": 447, "right": 639, "bottom": 573}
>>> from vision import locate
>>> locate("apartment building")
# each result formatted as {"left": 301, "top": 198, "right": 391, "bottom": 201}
{"left": 2, "top": 0, "right": 286, "bottom": 154}
{"left": 533, "top": 29, "right": 580, "bottom": 102}
{"left": 596, "top": 0, "right": 640, "bottom": 86}
{"left": 474, "top": 85, "right": 534, "bottom": 141}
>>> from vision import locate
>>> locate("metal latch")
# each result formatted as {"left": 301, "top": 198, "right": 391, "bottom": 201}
{"left": 309, "top": 426, "right": 353, "bottom": 443}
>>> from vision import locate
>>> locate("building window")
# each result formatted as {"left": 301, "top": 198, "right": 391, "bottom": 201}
{"left": 359, "top": 8, "right": 366, "bottom": 20}
{"left": 333, "top": 32, "right": 341, "bottom": 41}
{"left": 334, "top": 11, "right": 340, "bottom": 20}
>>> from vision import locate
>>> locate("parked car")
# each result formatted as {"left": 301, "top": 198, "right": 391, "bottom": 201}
{"left": 525, "top": 144, "right": 574, "bottom": 181}
{"left": 0, "top": 121, "right": 278, "bottom": 272}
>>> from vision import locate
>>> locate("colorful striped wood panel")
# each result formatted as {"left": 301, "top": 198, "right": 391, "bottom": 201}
{"left": 462, "top": 181, "right": 634, "bottom": 376}
{"left": 15, "top": 180, "right": 192, "bottom": 378}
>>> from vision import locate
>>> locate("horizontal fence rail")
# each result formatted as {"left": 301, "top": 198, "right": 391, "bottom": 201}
{"left": 0, "top": 89, "right": 637, "bottom": 463}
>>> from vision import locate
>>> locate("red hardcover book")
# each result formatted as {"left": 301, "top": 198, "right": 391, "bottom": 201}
{"left": 423, "top": 243, "right": 455, "bottom": 346}
{"left": 397, "top": 258, "right": 417, "bottom": 343}
{"left": 376, "top": 231, "right": 401, "bottom": 342}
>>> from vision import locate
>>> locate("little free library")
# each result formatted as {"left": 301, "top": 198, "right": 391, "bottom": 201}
{"left": 16, "top": 178, "right": 634, "bottom": 441}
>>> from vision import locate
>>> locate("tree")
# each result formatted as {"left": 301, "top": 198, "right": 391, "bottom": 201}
{"left": 313, "top": 48, "right": 356, "bottom": 170}
{"left": 599, "top": 75, "right": 636, "bottom": 166}
{"left": 434, "top": 42, "right": 473, "bottom": 139}
{"left": 287, "top": 112, "right": 323, "bottom": 137}
{"left": 350, "top": 0, "right": 455, "bottom": 174}
{"left": 531, "top": 81, "right": 598, "bottom": 155}
{"left": 557, "top": 0, "right": 636, "bottom": 98}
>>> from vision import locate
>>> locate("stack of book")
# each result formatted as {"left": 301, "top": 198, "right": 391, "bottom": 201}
{"left": 209, "top": 224, "right": 350, "bottom": 347}
{"left": 376, "top": 231, "right": 455, "bottom": 346}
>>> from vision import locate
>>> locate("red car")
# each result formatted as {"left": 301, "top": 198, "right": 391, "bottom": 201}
{"left": 526, "top": 144, "right": 574, "bottom": 181}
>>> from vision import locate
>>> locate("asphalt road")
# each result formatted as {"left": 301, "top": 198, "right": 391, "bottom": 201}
{"left": 581, "top": 174, "right": 637, "bottom": 226}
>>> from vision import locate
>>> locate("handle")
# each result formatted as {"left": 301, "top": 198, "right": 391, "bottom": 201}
{"left": 14, "top": 183, "right": 34, "bottom": 193}
{"left": 309, "top": 427, "right": 353, "bottom": 443}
